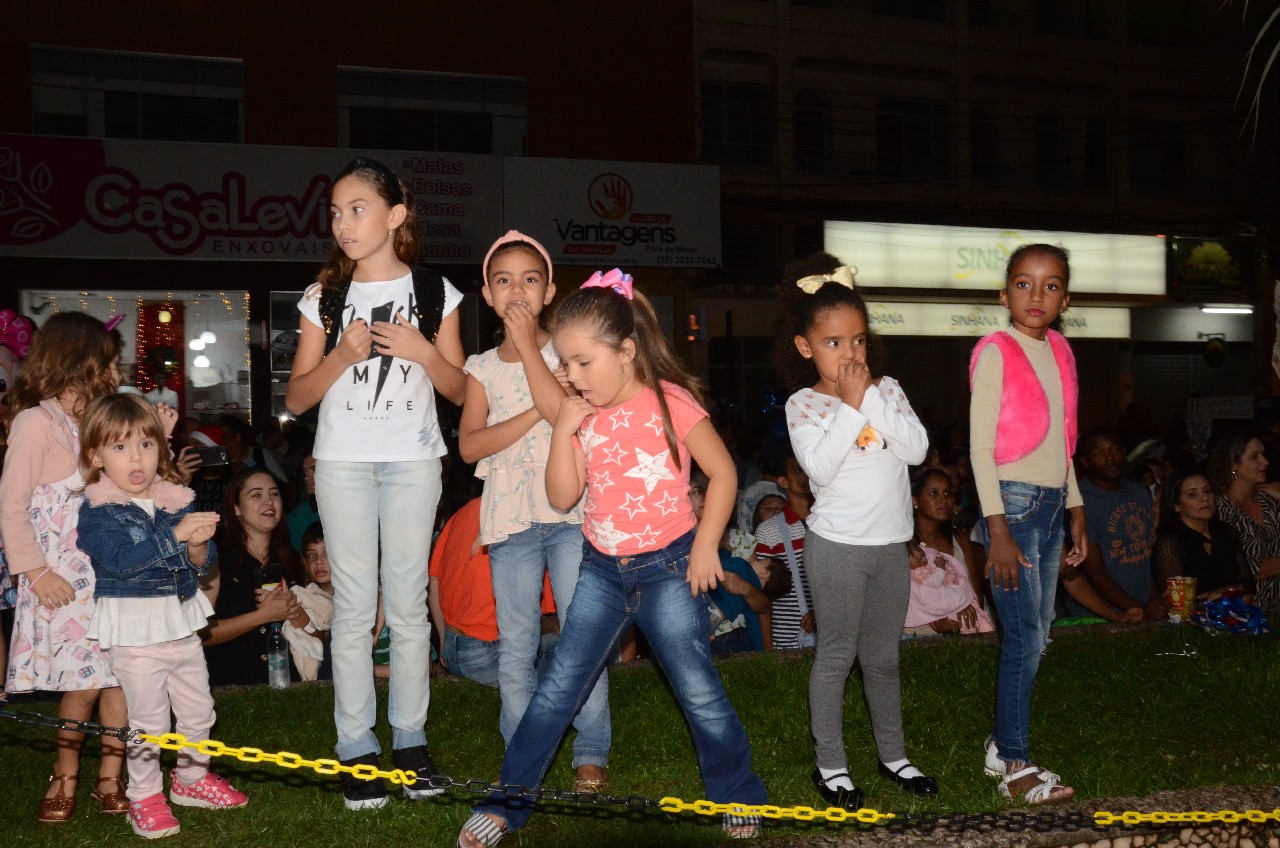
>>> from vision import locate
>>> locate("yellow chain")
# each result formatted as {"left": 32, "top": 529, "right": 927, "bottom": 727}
{"left": 1093, "top": 809, "right": 1280, "bottom": 826}
{"left": 658, "top": 797, "right": 895, "bottom": 823}
{"left": 135, "top": 732, "right": 424, "bottom": 787}
{"left": 136, "top": 732, "right": 1280, "bottom": 826}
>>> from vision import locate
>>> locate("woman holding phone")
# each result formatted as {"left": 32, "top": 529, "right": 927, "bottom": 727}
{"left": 201, "top": 469, "right": 307, "bottom": 685}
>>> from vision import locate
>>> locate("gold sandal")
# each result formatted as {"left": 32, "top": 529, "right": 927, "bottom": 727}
{"left": 571, "top": 765, "right": 608, "bottom": 794}
{"left": 92, "top": 775, "right": 129, "bottom": 814}
{"left": 37, "top": 774, "right": 77, "bottom": 823}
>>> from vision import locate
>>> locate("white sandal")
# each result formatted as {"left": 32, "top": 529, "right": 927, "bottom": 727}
{"left": 982, "top": 738, "right": 1002, "bottom": 777}
{"left": 458, "top": 812, "right": 506, "bottom": 848}
{"left": 998, "top": 765, "right": 1073, "bottom": 805}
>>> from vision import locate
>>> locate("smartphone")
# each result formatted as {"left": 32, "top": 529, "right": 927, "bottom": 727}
{"left": 258, "top": 562, "right": 285, "bottom": 591}
{"left": 194, "top": 445, "right": 228, "bottom": 467}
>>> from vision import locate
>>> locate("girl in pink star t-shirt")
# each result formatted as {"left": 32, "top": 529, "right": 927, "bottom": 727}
{"left": 458, "top": 270, "right": 767, "bottom": 848}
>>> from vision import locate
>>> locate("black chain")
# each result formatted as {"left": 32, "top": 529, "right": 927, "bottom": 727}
{"left": 0, "top": 703, "right": 1210, "bottom": 833}
{"left": 0, "top": 702, "right": 137, "bottom": 742}
{"left": 886, "top": 809, "right": 1105, "bottom": 834}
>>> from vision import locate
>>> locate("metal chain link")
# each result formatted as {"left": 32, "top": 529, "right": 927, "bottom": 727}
{"left": 3, "top": 704, "right": 1277, "bottom": 831}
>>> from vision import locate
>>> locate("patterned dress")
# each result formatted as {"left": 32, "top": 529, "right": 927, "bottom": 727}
{"left": 1216, "top": 492, "right": 1280, "bottom": 615}
{"left": 0, "top": 545, "right": 13, "bottom": 611}
{"left": 6, "top": 465, "right": 117, "bottom": 693}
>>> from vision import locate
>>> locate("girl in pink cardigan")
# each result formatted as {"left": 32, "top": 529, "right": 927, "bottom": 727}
{"left": 968, "top": 244, "right": 1087, "bottom": 805}
{"left": 0, "top": 313, "right": 169, "bottom": 824}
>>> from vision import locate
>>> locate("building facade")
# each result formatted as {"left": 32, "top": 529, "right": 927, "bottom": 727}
{"left": 0, "top": 1, "right": 700, "bottom": 419}
{"left": 692, "top": 0, "right": 1276, "bottom": 437}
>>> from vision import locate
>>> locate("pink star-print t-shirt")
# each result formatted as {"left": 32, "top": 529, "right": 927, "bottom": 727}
{"left": 579, "top": 381, "right": 705, "bottom": 556}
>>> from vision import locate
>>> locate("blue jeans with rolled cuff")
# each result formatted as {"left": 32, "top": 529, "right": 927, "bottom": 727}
{"left": 988, "top": 480, "right": 1066, "bottom": 765}
{"left": 490, "top": 521, "right": 610, "bottom": 769}
{"left": 472, "top": 530, "right": 767, "bottom": 831}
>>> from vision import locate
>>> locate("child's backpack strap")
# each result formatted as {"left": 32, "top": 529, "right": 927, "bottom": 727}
{"left": 319, "top": 267, "right": 446, "bottom": 353}
{"left": 320, "top": 280, "right": 351, "bottom": 355}
{"left": 410, "top": 266, "right": 447, "bottom": 343}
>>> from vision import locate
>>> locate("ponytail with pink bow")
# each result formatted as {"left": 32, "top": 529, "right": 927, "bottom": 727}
{"left": 580, "top": 268, "right": 634, "bottom": 300}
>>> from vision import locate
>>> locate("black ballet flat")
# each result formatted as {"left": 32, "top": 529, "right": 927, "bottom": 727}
{"left": 810, "top": 767, "right": 865, "bottom": 810}
{"left": 878, "top": 761, "right": 939, "bottom": 796}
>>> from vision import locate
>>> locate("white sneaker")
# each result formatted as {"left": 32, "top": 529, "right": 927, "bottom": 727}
{"left": 983, "top": 738, "right": 1002, "bottom": 777}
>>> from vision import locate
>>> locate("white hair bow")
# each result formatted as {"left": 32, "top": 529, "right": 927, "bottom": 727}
{"left": 796, "top": 265, "right": 858, "bottom": 294}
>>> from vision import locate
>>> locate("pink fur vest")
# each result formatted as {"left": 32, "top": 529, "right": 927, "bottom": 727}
{"left": 968, "top": 329, "right": 1078, "bottom": 466}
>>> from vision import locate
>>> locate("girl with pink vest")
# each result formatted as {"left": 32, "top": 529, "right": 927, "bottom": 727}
{"left": 968, "top": 243, "right": 1086, "bottom": 806}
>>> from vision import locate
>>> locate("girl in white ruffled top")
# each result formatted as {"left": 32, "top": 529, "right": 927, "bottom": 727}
{"left": 458, "top": 230, "right": 611, "bottom": 791}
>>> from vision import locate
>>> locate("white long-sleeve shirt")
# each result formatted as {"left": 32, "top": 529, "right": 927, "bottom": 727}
{"left": 785, "top": 377, "right": 929, "bottom": 546}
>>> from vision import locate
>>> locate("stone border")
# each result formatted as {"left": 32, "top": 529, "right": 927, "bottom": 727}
{"left": 761, "top": 785, "right": 1280, "bottom": 847}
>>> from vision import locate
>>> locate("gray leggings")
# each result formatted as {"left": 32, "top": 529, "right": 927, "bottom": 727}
{"left": 806, "top": 532, "right": 910, "bottom": 771}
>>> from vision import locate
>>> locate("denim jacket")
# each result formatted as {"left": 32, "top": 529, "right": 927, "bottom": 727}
{"left": 77, "top": 476, "right": 215, "bottom": 603}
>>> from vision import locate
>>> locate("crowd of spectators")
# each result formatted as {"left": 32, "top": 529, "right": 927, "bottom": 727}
{"left": 129, "top": 401, "right": 1280, "bottom": 686}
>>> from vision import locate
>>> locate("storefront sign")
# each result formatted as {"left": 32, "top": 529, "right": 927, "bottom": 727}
{"left": 0, "top": 135, "right": 503, "bottom": 262}
{"left": 0, "top": 135, "right": 720, "bottom": 267}
{"left": 825, "top": 221, "right": 1165, "bottom": 295}
{"left": 503, "top": 158, "right": 720, "bottom": 267}
{"left": 865, "top": 302, "right": 1130, "bottom": 339}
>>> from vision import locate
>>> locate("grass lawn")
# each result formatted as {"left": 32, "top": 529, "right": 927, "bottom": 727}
{"left": 2, "top": 623, "right": 1276, "bottom": 846}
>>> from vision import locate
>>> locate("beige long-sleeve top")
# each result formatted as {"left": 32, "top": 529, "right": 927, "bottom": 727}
{"left": 0, "top": 398, "right": 80, "bottom": 575}
{"left": 970, "top": 329, "right": 1083, "bottom": 518}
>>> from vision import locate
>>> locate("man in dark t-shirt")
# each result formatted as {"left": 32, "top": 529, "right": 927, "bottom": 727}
{"left": 1063, "top": 429, "right": 1168, "bottom": 620}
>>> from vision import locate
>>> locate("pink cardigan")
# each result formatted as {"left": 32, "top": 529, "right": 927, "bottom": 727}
{"left": 0, "top": 398, "right": 81, "bottom": 575}
{"left": 968, "top": 329, "right": 1078, "bottom": 466}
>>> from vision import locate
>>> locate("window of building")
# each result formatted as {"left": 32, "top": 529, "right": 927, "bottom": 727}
{"left": 1034, "top": 111, "right": 1063, "bottom": 189}
{"left": 794, "top": 89, "right": 829, "bottom": 173}
{"left": 970, "top": 0, "right": 1104, "bottom": 36}
{"left": 969, "top": 107, "right": 998, "bottom": 179}
{"left": 1130, "top": 120, "right": 1186, "bottom": 194}
{"left": 29, "top": 46, "right": 243, "bottom": 142}
{"left": 876, "top": 99, "right": 949, "bottom": 180}
{"left": 701, "top": 82, "right": 776, "bottom": 167}
{"left": 713, "top": 219, "right": 781, "bottom": 287}
{"left": 793, "top": 222, "right": 824, "bottom": 259}
{"left": 338, "top": 68, "right": 527, "bottom": 155}
{"left": 1085, "top": 118, "right": 1108, "bottom": 188}
{"left": 967, "top": 0, "right": 994, "bottom": 25}
{"left": 873, "top": 0, "right": 951, "bottom": 22}
{"left": 1128, "top": 0, "right": 1191, "bottom": 45}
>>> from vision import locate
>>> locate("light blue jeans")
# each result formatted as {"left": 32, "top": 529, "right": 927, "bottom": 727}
{"left": 442, "top": 628, "right": 499, "bottom": 688}
{"left": 989, "top": 480, "right": 1066, "bottom": 764}
{"left": 315, "top": 458, "right": 441, "bottom": 761}
{"left": 473, "top": 530, "right": 766, "bottom": 832}
{"left": 490, "top": 522, "right": 609, "bottom": 768}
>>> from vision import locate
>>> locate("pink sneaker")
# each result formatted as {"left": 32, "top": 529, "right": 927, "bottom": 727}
{"left": 169, "top": 771, "right": 248, "bottom": 809}
{"left": 129, "top": 793, "right": 180, "bottom": 839}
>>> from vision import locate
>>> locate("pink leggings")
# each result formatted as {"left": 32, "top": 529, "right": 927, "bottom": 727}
{"left": 108, "top": 634, "right": 216, "bottom": 802}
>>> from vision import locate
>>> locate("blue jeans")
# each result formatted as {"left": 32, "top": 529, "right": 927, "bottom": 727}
{"left": 442, "top": 628, "right": 499, "bottom": 688}
{"left": 315, "top": 458, "right": 441, "bottom": 760}
{"left": 988, "top": 480, "right": 1065, "bottom": 764}
{"left": 490, "top": 522, "right": 609, "bottom": 768}
{"left": 473, "top": 530, "right": 767, "bottom": 831}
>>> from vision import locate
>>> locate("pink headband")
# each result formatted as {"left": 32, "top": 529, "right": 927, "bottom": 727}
{"left": 581, "top": 268, "right": 634, "bottom": 300}
{"left": 482, "top": 230, "right": 554, "bottom": 287}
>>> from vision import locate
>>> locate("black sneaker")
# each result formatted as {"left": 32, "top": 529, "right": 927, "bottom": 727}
{"left": 392, "top": 746, "right": 444, "bottom": 800}
{"left": 339, "top": 752, "right": 389, "bottom": 811}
